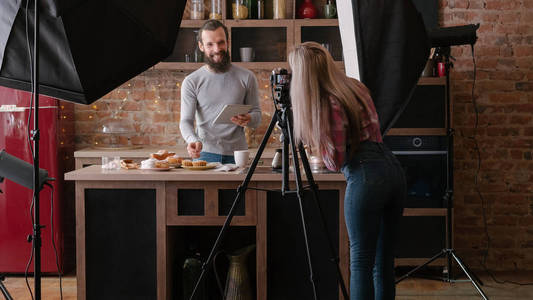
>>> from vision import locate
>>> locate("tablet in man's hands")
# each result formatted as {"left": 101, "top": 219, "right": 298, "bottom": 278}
{"left": 213, "top": 104, "right": 252, "bottom": 124}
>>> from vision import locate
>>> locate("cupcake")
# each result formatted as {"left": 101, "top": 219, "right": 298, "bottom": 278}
{"left": 182, "top": 159, "right": 193, "bottom": 167}
{"left": 167, "top": 157, "right": 179, "bottom": 164}
{"left": 192, "top": 160, "right": 207, "bottom": 167}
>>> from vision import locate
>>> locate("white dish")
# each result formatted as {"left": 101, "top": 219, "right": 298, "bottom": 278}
{"left": 140, "top": 167, "right": 171, "bottom": 171}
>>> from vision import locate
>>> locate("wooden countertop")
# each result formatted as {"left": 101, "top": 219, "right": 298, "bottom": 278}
{"left": 74, "top": 147, "right": 277, "bottom": 158}
{"left": 65, "top": 165, "right": 345, "bottom": 182}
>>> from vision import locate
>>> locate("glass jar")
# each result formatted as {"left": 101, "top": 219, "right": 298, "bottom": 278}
{"left": 247, "top": 0, "right": 256, "bottom": 19}
{"left": 273, "top": 0, "right": 286, "bottom": 19}
{"left": 192, "top": 30, "right": 204, "bottom": 62}
{"left": 257, "top": 0, "right": 264, "bottom": 19}
{"left": 190, "top": 0, "right": 205, "bottom": 20}
{"left": 233, "top": 0, "right": 249, "bottom": 20}
{"left": 194, "top": 46, "right": 204, "bottom": 62}
{"left": 209, "top": 0, "right": 222, "bottom": 19}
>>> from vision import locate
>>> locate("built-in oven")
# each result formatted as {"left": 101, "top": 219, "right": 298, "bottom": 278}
{"left": 384, "top": 136, "right": 449, "bottom": 208}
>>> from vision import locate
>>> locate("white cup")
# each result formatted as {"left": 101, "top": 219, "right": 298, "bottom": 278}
{"left": 240, "top": 47, "right": 255, "bottom": 62}
{"left": 234, "top": 150, "right": 250, "bottom": 168}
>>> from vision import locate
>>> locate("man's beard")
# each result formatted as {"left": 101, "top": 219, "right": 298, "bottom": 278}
{"left": 205, "top": 50, "right": 231, "bottom": 73}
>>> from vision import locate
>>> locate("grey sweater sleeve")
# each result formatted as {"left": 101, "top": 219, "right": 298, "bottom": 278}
{"left": 179, "top": 77, "right": 199, "bottom": 143}
{"left": 245, "top": 73, "right": 262, "bottom": 129}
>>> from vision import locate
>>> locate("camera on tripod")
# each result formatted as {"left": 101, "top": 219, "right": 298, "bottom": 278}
{"left": 270, "top": 68, "right": 291, "bottom": 106}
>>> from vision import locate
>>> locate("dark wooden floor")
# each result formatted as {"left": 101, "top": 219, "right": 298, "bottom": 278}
{"left": 2, "top": 271, "right": 533, "bottom": 299}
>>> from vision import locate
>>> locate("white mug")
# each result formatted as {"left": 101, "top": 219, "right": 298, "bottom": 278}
{"left": 234, "top": 150, "right": 250, "bottom": 168}
{"left": 240, "top": 47, "right": 255, "bottom": 62}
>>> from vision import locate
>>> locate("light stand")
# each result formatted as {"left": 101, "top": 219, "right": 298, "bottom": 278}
{"left": 395, "top": 26, "right": 488, "bottom": 299}
{"left": 30, "top": 0, "right": 43, "bottom": 298}
{"left": 189, "top": 70, "right": 349, "bottom": 300}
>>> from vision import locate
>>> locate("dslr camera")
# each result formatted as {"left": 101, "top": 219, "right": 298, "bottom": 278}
{"left": 270, "top": 68, "right": 291, "bottom": 106}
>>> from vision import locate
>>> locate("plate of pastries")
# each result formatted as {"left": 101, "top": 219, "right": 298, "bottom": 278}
{"left": 136, "top": 150, "right": 184, "bottom": 171}
{"left": 181, "top": 159, "right": 218, "bottom": 170}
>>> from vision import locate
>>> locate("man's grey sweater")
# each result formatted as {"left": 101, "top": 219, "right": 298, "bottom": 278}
{"left": 179, "top": 65, "right": 261, "bottom": 155}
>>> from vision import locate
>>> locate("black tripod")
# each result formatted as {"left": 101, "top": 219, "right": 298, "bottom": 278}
{"left": 189, "top": 69, "right": 349, "bottom": 300}
{"left": 395, "top": 47, "right": 488, "bottom": 300}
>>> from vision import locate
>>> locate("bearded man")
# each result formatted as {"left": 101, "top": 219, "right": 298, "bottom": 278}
{"left": 179, "top": 20, "right": 261, "bottom": 163}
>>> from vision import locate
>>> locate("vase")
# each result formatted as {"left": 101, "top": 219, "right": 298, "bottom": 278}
{"left": 298, "top": 0, "right": 318, "bottom": 19}
{"left": 215, "top": 244, "right": 256, "bottom": 300}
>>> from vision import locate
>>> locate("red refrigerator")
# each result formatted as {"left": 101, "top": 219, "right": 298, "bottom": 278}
{"left": 0, "top": 86, "right": 74, "bottom": 273}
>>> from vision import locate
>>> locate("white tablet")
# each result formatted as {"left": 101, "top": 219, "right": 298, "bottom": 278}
{"left": 213, "top": 104, "right": 252, "bottom": 124}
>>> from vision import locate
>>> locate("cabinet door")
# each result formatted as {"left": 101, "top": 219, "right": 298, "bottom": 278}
{"left": 267, "top": 189, "right": 340, "bottom": 300}
{"left": 84, "top": 188, "right": 157, "bottom": 300}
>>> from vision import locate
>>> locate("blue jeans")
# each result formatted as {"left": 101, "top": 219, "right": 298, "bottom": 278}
{"left": 341, "top": 141, "right": 406, "bottom": 300}
{"left": 197, "top": 151, "right": 235, "bottom": 164}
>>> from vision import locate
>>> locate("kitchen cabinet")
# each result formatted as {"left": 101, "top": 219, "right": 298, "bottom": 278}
{"left": 65, "top": 166, "right": 349, "bottom": 299}
{"left": 384, "top": 75, "right": 451, "bottom": 268}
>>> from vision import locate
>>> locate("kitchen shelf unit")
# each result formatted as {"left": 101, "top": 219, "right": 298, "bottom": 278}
{"left": 384, "top": 74, "right": 452, "bottom": 268}
{"left": 155, "top": 0, "right": 342, "bottom": 70}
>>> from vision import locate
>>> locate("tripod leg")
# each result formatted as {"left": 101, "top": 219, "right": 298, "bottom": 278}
{"left": 285, "top": 110, "right": 320, "bottom": 300}
{"left": 298, "top": 143, "right": 350, "bottom": 300}
{"left": 395, "top": 249, "right": 447, "bottom": 284}
{"left": 450, "top": 251, "right": 489, "bottom": 300}
{"left": 189, "top": 113, "right": 279, "bottom": 300}
{"left": 281, "top": 113, "right": 290, "bottom": 194}
{"left": 0, "top": 276, "right": 14, "bottom": 300}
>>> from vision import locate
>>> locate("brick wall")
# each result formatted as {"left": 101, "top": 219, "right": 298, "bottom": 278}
{"left": 72, "top": 0, "right": 533, "bottom": 271}
{"left": 74, "top": 69, "right": 281, "bottom": 149}
{"left": 441, "top": 0, "right": 533, "bottom": 270}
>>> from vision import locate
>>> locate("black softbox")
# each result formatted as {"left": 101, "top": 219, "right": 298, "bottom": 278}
{"left": 0, "top": 0, "right": 186, "bottom": 104}
{"left": 351, "top": 0, "right": 430, "bottom": 134}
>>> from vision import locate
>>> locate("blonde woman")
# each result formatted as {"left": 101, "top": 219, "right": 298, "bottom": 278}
{"left": 288, "top": 42, "right": 406, "bottom": 300}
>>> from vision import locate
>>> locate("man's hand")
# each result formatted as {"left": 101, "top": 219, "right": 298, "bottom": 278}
{"left": 187, "top": 141, "right": 203, "bottom": 159}
{"left": 231, "top": 113, "right": 251, "bottom": 127}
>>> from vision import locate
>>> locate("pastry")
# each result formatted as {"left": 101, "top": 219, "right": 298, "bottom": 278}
{"left": 192, "top": 160, "right": 207, "bottom": 167}
{"left": 167, "top": 156, "right": 181, "bottom": 164}
{"left": 155, "top": 161, "right": 169, "bottom": 168}
{"left": 150, "top": 150, "right": 176, "bottom": 160}
{"left": 182, "top": 159, "right": 193, "bottom": 167}
{"left": 120, "top": 159, "right": 139, "bottom": 169}
{"left": 150, "top": 153, "right": 165, "bottom": 160}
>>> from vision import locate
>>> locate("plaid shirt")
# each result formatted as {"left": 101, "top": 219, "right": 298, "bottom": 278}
{"left": 322, "top": 94, "right": 382, "bottom": 171}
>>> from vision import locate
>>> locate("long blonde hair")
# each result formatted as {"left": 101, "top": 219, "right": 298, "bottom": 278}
{"left": 288, "top": 42, "right": 373, "bottom": 159}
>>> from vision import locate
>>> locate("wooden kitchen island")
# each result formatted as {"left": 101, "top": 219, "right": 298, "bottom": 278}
{"left": 65, "top": 165, "right": 348, "bottom": 300}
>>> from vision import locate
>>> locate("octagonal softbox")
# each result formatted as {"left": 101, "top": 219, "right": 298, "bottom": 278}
{"left": 0, "top": 0, "right": 186, "bottom": 104}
